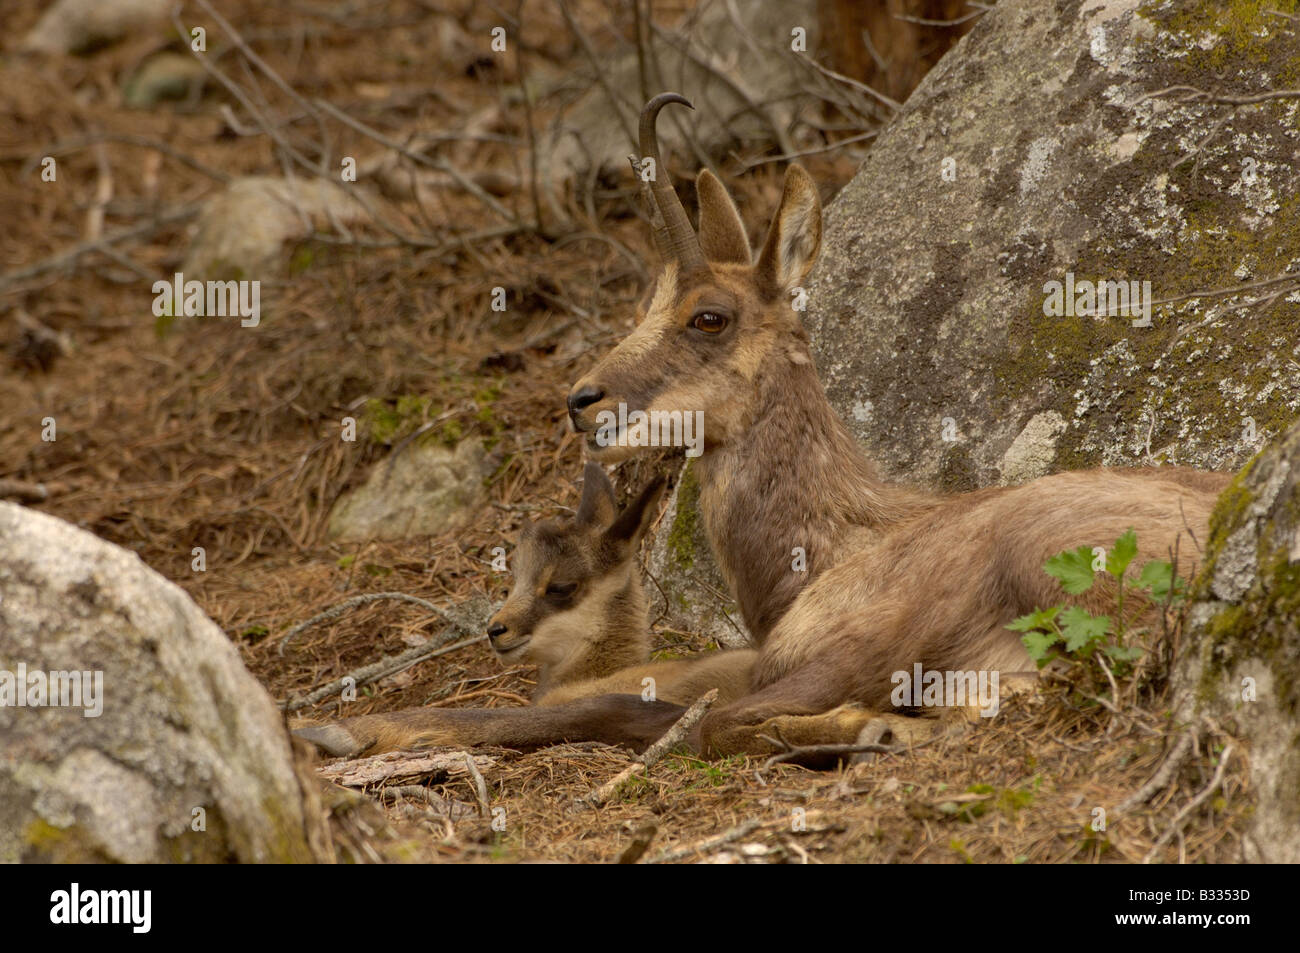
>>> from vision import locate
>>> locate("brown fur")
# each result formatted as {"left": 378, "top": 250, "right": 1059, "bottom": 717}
{"left": 294, "top": 463, "right": 756, "bottom": 758}
{"left": 568, "top": 154, "right": 1232, "bottom": 757}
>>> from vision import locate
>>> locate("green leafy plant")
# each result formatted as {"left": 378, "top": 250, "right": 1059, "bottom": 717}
{"left": 1007, "top": 529, "right": 1184, "bottom": 673}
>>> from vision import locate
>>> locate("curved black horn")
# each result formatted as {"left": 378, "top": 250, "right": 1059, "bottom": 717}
{"left": 636, "top": 92, "right": 705, "bottom": 270}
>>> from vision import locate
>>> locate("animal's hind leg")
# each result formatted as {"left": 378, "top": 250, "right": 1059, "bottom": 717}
{"left": 697, "top": 658, "right": 934, "bottom": 758}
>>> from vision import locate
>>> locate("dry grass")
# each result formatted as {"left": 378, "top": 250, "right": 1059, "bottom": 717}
{"left": 0, "top": 0, "right": 1250, "bottom": 863}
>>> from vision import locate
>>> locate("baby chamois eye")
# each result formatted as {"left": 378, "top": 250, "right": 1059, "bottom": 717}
{"left": 546, "top": 581, "right": 577, "bottom": 599}
{"left": 691, "top": 311, "right": 728, "bottom": 334}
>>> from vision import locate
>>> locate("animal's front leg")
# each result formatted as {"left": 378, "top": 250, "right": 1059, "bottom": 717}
{"left": 696, "top": 657, "right": 860, "bottom": 757}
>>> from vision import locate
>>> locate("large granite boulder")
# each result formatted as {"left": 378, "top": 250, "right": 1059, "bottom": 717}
{"left": 805, "top": 0, "right": 1300, "bottom": 491}
{"left": 0, "top": 502, "right": 321, "bottom": 863}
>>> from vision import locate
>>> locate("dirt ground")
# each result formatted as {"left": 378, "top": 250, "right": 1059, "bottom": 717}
{"left": 0, "top": 0, "right": 1250, "bottom": 863}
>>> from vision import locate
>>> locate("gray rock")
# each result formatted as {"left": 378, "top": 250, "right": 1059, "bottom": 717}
{"left": 328, "top": 439, "right": 490, "bottom": 543}
{"left": 182, "top": 176, "right": 375, "bottom": 281}
{"left": 998, "top": 410, "right": 1067, "bottom": 485}
{"left": 0, "top": 502, "right": 319, "bottom": 863}
{"left": 539, "top": 0, "right": 819, "bottom": 206}
{"left": 123, "top": 52, "right": 206, "bottom": 108}
{"left": 21, "top": 0, "right": 170, "bottom": 54}
{"left": 805, "top": 0, "right": 1300, "bottom": 492}
{"left": 1177, "top": 419, "right": 1300, "bottom": 863}
{"left": 646, "top": 461, "right": 751, "bottom": 651}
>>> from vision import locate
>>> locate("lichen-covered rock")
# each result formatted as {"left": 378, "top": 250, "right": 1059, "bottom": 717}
{"left": 0, "top": 502, "right": 320, "bottom": 863}
{"left": 806, "top": 0, "right": 1300, "bottom": 492}
{"left": 646, "top": 461, "right": 751, "bottom": 651}
{"left": 328, "top": 439, "right": 490, "bottom": 543}
{"left": 1177, "top": 418, "right": 1300, "bottom": 863}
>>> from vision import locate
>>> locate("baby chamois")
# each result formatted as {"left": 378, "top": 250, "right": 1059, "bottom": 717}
{"left": 295, "top": 463, "right": 755, "bottom": 757}
{"left": 562, "top": 93, "right": 1234, "bottom": 756}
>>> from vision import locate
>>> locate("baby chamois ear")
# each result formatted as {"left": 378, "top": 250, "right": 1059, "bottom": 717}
{"left": 603, "top": 475, "right": 667, "bottom": 552}
{"left": 574, "top": 461, "right": 617, "bottom": 529}
{"left": 755, "top": 164, "right": 822, "bottom": 297}
{"left": 696, "top": 169, "right": 750, "bottom": 265}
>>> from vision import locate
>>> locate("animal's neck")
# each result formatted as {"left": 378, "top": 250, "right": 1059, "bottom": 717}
{"left": 539, "top": 572, "right": 650, "bottom": 693}
{"left": 696, "top": 349, "right": 933, "bottom": 642}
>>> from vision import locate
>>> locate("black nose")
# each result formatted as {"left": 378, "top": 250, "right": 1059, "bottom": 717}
{"left": 487, "top": 622, "right": 507, "bottom": 642}
{"left": 567, "top": 385, "right": 604, "bottom": 423}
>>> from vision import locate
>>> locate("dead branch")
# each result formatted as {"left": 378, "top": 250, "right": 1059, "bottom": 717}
{"left": 277, "top": 590, "right": 477, "bottom": 655}
{"left": 740, "top": 130, "right": 878, "bottom": 170}
{"left": 192, "top": 0, "right": 334, "bottom": 174}
{"left": 647, "top": 20, "right": 795, "bottom": 158}
{"left": 894, "top": 3, "right": 991, "bottom": 27}
{"left": 579, "top": 688, "right": 718, "bottom": 808}
{"left": 800, "top": 56, "right": 902, "bottom": 114}
{"left": 23, "top": 133, "right": 234, "bottom": 184}
{"left": 0, "top": 205, "right": 200, "bottom": 294}
{"left": 462, "top": 751, "right": 491, "bottom": 817}
{"left": 312, "top": 97, "right": 518, "bottom": 225}
{"left": 644, "top": 818, "right": 763, "bottom": 864}
{"left": 1117, "top": 728, "right": 1196, "bottom": 815}
{"left": 318, "top": 749, "right": 496, "bottom": 788}
{"left": 282, "top": 630, "right": 486, "bottom": 712}
{"left": 557, "top": 0, "right": 637, "bottom": 151}
{"left": 1142, "top": 743, "right": 1235, "bottom": 863}
{"left": 0, "top": 479, "right": 58, "bottom": 502}
{"left": 513, "top": 0, "right": 544, "bottom": 232}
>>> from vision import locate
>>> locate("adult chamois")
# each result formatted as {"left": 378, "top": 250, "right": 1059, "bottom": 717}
{"left": 563, "top": 93, "right": 1232, "bottom": 756}
{"left": 295, "top": 463, "right": 756, "bottom": 757}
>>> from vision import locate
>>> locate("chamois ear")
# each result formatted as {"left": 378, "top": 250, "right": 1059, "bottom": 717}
{"left": 755, "top": 164, "right": 822, "bottom": 296}
{"left": 696, "top": 169, "right": 750, "bottom": 265}
{"left": 603, "top": 475, "right": 667, "bottom": 549}
{"left": 575, "top": 461, "right": 617, "bottom": 529}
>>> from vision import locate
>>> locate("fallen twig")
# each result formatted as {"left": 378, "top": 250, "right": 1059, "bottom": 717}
{"left": 277, "top": 590, "right": 477, "bottom": 655}
{"left": 1117, "top": 728, "right": 1195, "bottom": 816}
{"left": 739, "top": 130, "right": 879, "bottom": 170}
{"left": 282, "top": 631, "right": 486, "bottom": 712}
{"left": 318, "top": 749, "right": 496, "bottom": 788}
{"left": 0, "top": 479, "right": 57, "bottom": 503}
{"left": 312, "top": 97, "right": 516, "bottom": 225}
{"left": 462, "top": 751, "right": 491, "bottom": 817}
{"left": 644, "top": 818, "right": 763, "bottom": 864}
{"left": 579, "top": 688, "right": 718, "bottom": 808}
{"left": 1142, "top": 743, "right": 1235, "bottom": 864}
{"left": 0, "top": 205, "right": 199, "bottom": 293}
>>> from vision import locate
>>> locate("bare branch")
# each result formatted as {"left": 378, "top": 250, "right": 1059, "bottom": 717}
{"left": 578, "top": 688, "right": 718, "bottom": 808}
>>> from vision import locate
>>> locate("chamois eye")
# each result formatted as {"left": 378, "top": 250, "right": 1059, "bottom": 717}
{"left": 546, "top": 581, "right": 577, "bottom": 599}
{"left": 692, "top": 311, "right": 728, "bottom": 334}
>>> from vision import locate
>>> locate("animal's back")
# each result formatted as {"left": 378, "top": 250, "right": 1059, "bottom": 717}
{"left": 756, "top": 467, "right": 1230, "bottom": 700}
